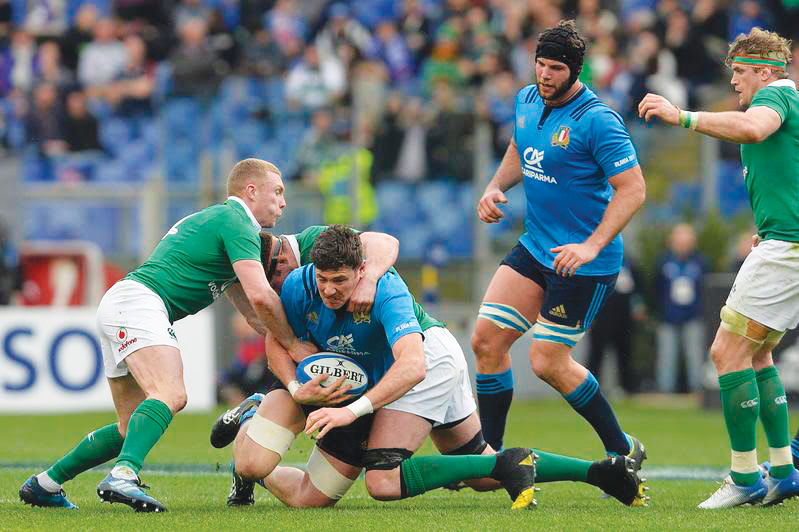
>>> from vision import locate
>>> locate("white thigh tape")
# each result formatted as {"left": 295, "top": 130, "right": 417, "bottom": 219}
{"left": 306, "top": 446, "right": 355, "bottom": 500}
{"left": 246, "top": 413, "right": 295, "bottom": 457}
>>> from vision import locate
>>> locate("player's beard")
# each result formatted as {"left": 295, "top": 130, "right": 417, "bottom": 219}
{"left": 538, "top": 79, "right": 572, "bottom": 104}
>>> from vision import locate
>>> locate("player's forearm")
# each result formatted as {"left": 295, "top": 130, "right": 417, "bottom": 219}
{"left": 487, "top": 140, "right": 523, "bottom": 193}
{"left": 364, "top": 352, "right": 425, "bottom": 410}
{"left": 691, "top": 111, "right": 766, "bottom": 144}
{"left": 264, "top": 335, "right": 298, "bottom": 388}
{"left": 226, "top": 285, "right": 269, "bottom": 336}
{"left": 253, "top": 290, "right": 299, "bottom": 353}
{"left": 585, "top": 179, "right": 645, "bottom": 251}
{"left": 360, "top": 232, "right": 399, "bottom": 281}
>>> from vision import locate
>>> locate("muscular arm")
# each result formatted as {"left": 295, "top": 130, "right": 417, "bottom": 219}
{"left": 693, "top": 107, "right": 782, "bottom": 143}
{"left": 233, "top": 259, "right": 300, "bottom": 354}
{"left": 362, "top": 332, "right": 426, "bottom": 410}
{"left": 347, "top": 231, "right": 400, "bottom": 314}
{"left": 477, "top": 139, "right": 523, "bottom": 224}
{"left": 585, "top": 165, "right": 646, "bottom": 252}
{"left": 638, "top": 92, "right": 782, "bottom": 143}
{"left": 264, "top": 333, "right": 298, "bottom": 386}
{"left": 551, "top": 165, "right": 646, "bottom": 276}
{"left": 225, "top": 283, "right": 268, "bottom": 336}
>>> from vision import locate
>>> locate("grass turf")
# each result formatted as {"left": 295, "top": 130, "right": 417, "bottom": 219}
{"left": 2, "top": 397, "right": 798, "bottom": 530}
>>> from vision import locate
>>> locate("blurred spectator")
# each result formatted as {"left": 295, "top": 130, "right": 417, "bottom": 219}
{"left": 662, "top": 8, "right": 719, "bottom": 107}
{"left": 265, "top": 0, "right": 307, "bottom": 57}
{"left": 373, "top": 19, "right": 414, "bottom": 85}
{"left": 59, "top": 3, "right": 97, "bottom": 72}
{"left": 587, "top": 256, "right": 647, "bottom": 395}
{"left": 63, "top": 90, "right": 101, "bottom": 153}
{"left": 482, "top": 69, "right": 516, "bottom": 159}
{"left": 284, "top": 44, "right": 345, "bottom": 110}
{"left": 370, "top": 92, "right": 405, "bottom": 182}
{"left": 24, "top": 0, "right": 68, "bottom": 38}
{"left": 25, "top": 82, "right": 66, "bottom": 156}
{"left": 398, "top": 0, "right": 434, "bottom": 66}
{"left": 315, "top": 2, "right": 376, "bottom": 64}
{"left": 655, "top": 223, "right": 709, "bottom": 393}
{"left": 420, "top": 31, "right": 466, "bottom": 96}
{"left": 240, "top": 27, "right": 289, "bottom": 78}
{"left": 393, "top": 96, "right": 427, "bottom": 182}
{"left": 9, "top": 29, "right": 37, "bottom": 93}
{"left": 174, "top": 0, "right": 212, "bottom": 29}
{"left": 0, "top": 219, "right": 20, "bottom": 304}
{"left": 77, "top": 18, "right": 126, "bottom": 89}
{"left": 33, "top": 40, "right": 74, "bottom": 93}
{"left": 103, "top": 34, "right": 154, "bottom": 117}
{"left": 218, "top": 312, "right": 269, "bottom": 406}
{"left": 169, "top": 17, "right": 228, "bottom": 98}
{"left": 295, "top": 107, "right": 344, "bottom": 185}
{"left": 729, "top": 228, "right": 757, "bottom": 272}
{"left": 728, "top": 0, "right": 773, "bottom": 40}
{"left": 425, "top": 80, "right": 474, "bottom": 181}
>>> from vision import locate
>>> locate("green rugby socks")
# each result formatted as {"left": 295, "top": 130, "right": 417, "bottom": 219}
{"left": 115, "top": 398, "right": 173, "bottom": 474}
{"left": 719, "top": 369, "right": 760, "bottom": 486}
{"left": 756, "top": 366, "right": 795, "bottom": 479}
{"left": 532, "top": 449, "right": 591, "bottom": 483}
{"left": 41, "top": 423, "right": 124, "bottom": 488}
{"left": 400, "top": 455, "right": 497, "bottom": 497}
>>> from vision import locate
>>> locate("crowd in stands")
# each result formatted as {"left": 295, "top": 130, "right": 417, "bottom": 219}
{"left": 3, "top": 0, "right": 799, "bottom": 256}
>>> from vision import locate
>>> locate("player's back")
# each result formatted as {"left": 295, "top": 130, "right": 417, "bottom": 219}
{"left": 126, "top": 199, "right": 261, "bottom": 322}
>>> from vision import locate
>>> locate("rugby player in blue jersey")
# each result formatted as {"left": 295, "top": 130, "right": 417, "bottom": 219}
{"left": 471, "top": 20, "right": 647, "bottom": 467}
{"left": 211, "top": 226, "right": 647, "bottom": 509}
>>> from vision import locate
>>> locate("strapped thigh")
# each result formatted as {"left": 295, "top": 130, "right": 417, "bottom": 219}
{"left": 306, "top": 446, "right": 356, "bottom": 500}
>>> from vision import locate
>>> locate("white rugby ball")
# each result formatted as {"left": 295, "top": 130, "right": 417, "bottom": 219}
{"left": 295, "top": 352, "right": 368, "bottom": 396}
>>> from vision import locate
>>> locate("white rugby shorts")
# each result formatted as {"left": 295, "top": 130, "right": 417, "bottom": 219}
{"left": 726, "top": 239, "right": 799, "bottom": 331}
{"left": 96, "top": 279, "right": 179, "bottom": 378}
{"left": 383, "top": 326, "right": 477, "bottom": 426}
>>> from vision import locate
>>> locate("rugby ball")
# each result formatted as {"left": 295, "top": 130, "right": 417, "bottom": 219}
{"left": 296, "top": 352, "right": 369, "bottom": 396}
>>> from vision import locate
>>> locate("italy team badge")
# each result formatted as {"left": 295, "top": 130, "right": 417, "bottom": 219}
{"left": 552, "top": 126, "right": 571, "bottom": 149}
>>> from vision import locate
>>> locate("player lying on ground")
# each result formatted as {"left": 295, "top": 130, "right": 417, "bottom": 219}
{"left": 210, "top": 225, "right": 648, "bottom": 509}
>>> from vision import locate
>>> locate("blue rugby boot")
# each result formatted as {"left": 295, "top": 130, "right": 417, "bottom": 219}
{"left": 210, "top": 393, "right": 263, "bottom": 449}
{"left": 698, "top": 475, "right": 767, "bottom": 509}
{"left": 761, "top": 468, "right": 799, "bottom": 507}
{"left": 19, "top": 475, "right": 77, "bottom": 509}
{"left": 97, "top": 466, "right": 166, "bottom": 512}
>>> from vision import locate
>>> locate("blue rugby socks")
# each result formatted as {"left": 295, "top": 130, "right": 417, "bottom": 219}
{"left": 564, "top": 372, "right": 629, "bottom": 456}
{"left": 476, "top": 369, "right": 514, "bottom": 451}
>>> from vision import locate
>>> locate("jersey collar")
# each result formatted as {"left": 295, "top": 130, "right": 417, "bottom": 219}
{"left": 766, "top": 79, "right": 796, "bottom": 90}
{"left": 227, "top": 196, "right": 260, "bottom": 228}
{"left": 285, "top": 234, "right": 301, "bottom": 264}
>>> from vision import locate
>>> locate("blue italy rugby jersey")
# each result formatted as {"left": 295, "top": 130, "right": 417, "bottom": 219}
{"left": 514, "top": 84, "right": 638, "bottom": 275}
{"left": 280, "top": 264, "right": 423, "bottom": 390}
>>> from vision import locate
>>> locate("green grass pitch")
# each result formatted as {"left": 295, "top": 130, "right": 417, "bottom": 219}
{"left": 2, "top": 398, "right": 797, "bottom": 531}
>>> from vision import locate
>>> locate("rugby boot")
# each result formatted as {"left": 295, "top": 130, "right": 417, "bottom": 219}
{"left": 19, "top": 475, "right": 77, "bottom": 509}
{"left": 761, "top": 468, "right": 799, "bottom": 507}
{"left": 210, "top": 393, "right": 263, "bottom": 449}
{"left": 97, "top": 466, "right": 166, "bottom": 512}
{"left": 588, "top": 456, "right": 649, "bottom": 507}
{"left": 227, "top": 471, "right": 255, "bottom": 506}
{"left": 491, "top": 447, "right": 537, "bottom": 510}
{"left": 698, "top": 475, "right": 767, "bottom": 509}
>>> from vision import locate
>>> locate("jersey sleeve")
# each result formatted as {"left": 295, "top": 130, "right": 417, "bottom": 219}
{"left": 588, "top": 108, "right": 639, "bottom": 178}
{"left": 372, "top": 273, "right": 422, "bottom": 346}
{"left": 751, "top": 87, "right": 788, "bottom": 122}
{"left": 295, "top": 225, "right": 328, "bottom": 264}
{"left": 512, "top": 85, "right": 535, "bottom": 146}
{"left": 220, "top": 211, "right": 261, "bottom": 264}
{"left": 279, "top": 267, "right": 310, "bottom": 338}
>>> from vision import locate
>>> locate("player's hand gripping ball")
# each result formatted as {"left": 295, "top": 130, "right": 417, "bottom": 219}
{"left": 296, "top": 352, "right": 368, "bottom": 396}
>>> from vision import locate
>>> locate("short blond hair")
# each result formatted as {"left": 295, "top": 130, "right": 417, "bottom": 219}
{"left": 725, "top": 27, "right": 792, "bottom": 79}
{"left": 226, "top": 158, "right": 282, "bottom": 196}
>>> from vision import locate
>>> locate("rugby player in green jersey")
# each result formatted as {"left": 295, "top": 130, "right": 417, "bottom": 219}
{"left": 19, "top": 159, "right": 309, "bottom": 512}
{"left": 639, "top": 27, "right": 799, "bottom": 508}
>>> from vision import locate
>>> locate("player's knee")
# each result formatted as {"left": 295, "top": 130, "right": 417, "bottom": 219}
{"left": 234, "top": 453, "right": 271, "bottom": 481}
{"left": 530, "top": 353, "right": 556, "bottom": 380}
{"left": 364, "top": 470, "right": 400, "bottom": 501}
{"left": 171, "top": 390, "right": 188, "bottom": 413}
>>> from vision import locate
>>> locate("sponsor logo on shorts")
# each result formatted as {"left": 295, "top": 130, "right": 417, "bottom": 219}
{"left": 550, "top": 304, "right": 568, "bottom": 319}
{"left": 168, "top": 327, "right": 176, "bottom": 340}
{"left": 740, "top": 399, "right": 759, "bottom": 409}
{"left": 118, "top": 337, "right": 138, "bottom": 353}
{"left": 117, "top": 327, "right": 128, "bottom": 341}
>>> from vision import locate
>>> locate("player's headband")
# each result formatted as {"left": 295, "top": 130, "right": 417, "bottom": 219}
{"left": 535, "top": 25, "right": 585, "bottom": 86}
{"left": 732, "top": 54, "right": 787, "bottom": 71}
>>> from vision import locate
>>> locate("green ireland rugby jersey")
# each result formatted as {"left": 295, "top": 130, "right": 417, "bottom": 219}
{"left": 126, "top": 198, "right": 262, "bottom": 322}
{"left": 289, "top": 225, "right": 446, "bottom": 331}
{"left": 741, "top": 80, "right": 799, "bottom": 242}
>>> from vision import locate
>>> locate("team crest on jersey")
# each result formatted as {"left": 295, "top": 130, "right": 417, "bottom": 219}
{"left": 551, "top": 126, "right": 570, "bottom": 149}
{"left": 307, "top": 311, "right": 319, "bottom": 324}
{"left": 353, "top": 311, "right": 371, "bottom": 324}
